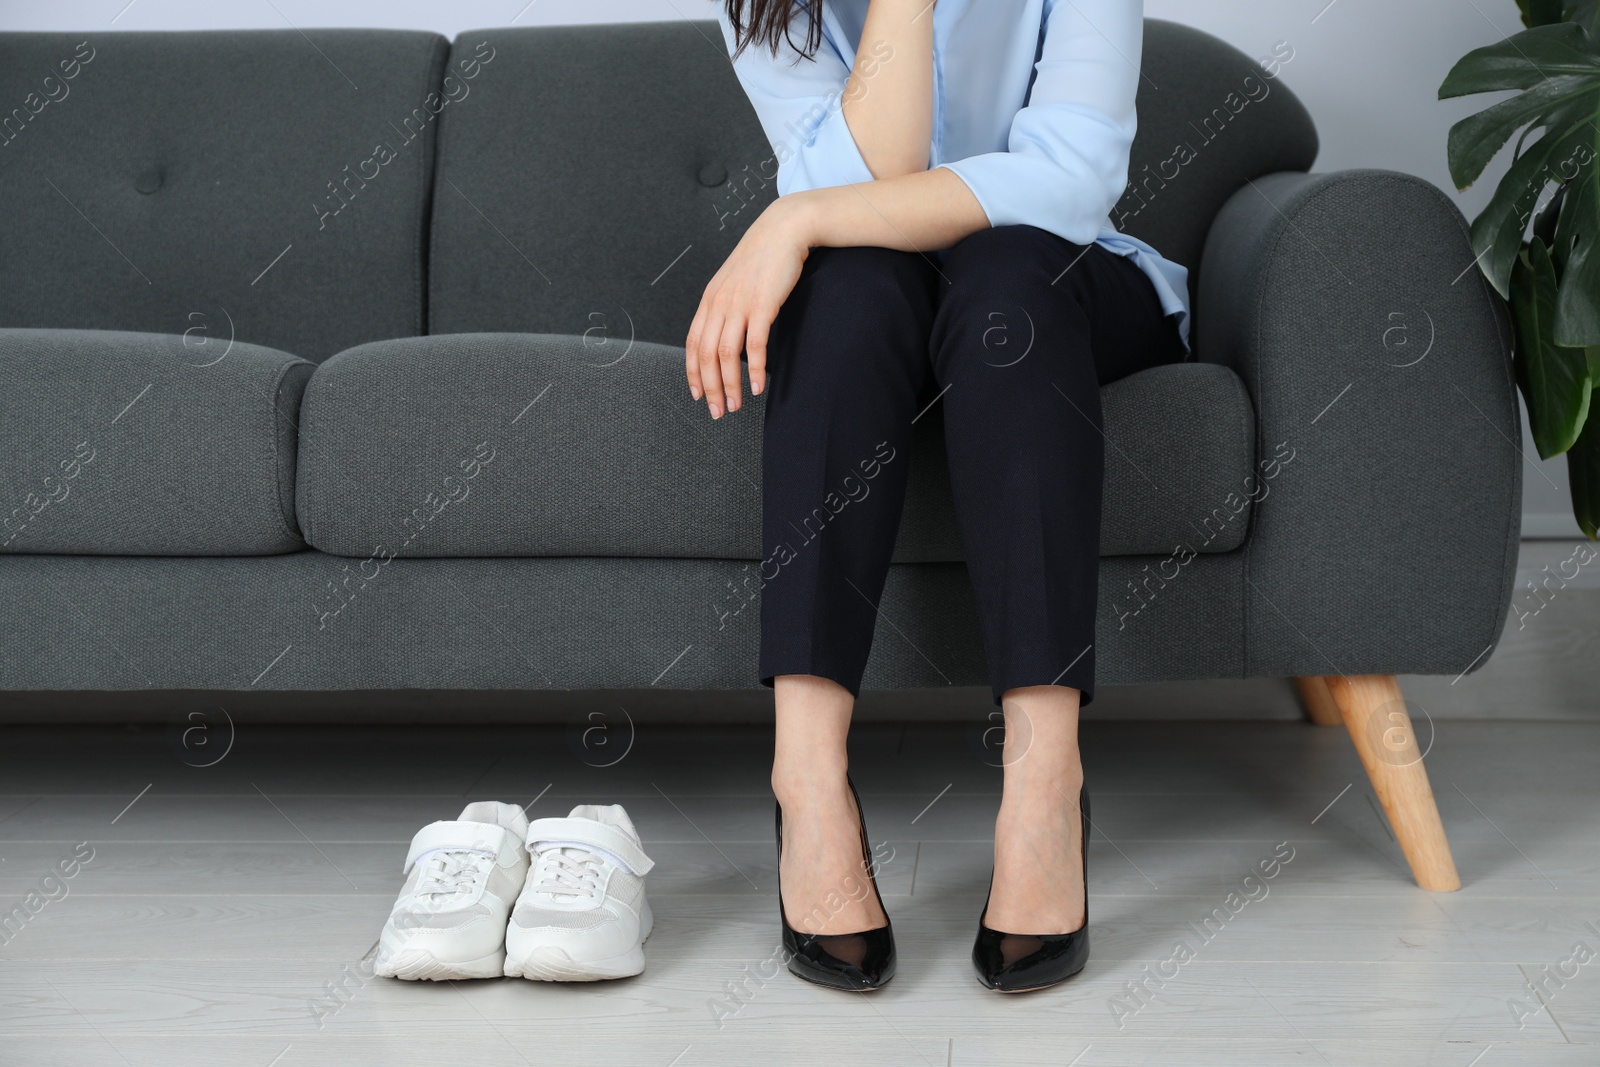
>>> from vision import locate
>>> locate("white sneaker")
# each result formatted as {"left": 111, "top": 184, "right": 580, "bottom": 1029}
{"left": 504, "top": 804, "right": 656, "bottom": 981}
{"left": 373, "top": 801, "right": 530, "bottom": 981}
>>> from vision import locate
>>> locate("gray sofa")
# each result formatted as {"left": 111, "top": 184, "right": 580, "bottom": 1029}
{"left": 0, "top": 21, "right": 1519, "bottom": 889}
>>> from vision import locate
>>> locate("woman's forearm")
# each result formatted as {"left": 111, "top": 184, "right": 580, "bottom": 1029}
{"left": 843, "top": 0, "right": 936, "bottom": 179}
{"left": 785, "top": 166, "right": 990, "bottom": 252}
{"left": 685, "top": 166, "right": 991, "bottom": 420}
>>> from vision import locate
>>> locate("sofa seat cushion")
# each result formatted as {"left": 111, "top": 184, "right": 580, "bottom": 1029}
{"left": 0, "top": 328, "right": 313, "bottom": 555}
{"left": 296, "top": 333, "right": 756, "bottom": 560}
{"left": 295, "top": 333, "right": 1256, "bottom": 560}
{"left": 897, "top": 355, "right": 1260, "bottom": 560}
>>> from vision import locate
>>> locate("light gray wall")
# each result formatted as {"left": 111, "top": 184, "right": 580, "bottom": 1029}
{"left": 4, "top": 0, "right": 1578, "bottom": 536}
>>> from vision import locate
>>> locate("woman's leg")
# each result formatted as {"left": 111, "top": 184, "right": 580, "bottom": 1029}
{"left": 771, "top": 675, "right": 874, "bottom": 935}
{"left": 761, "top": 244, "right": 939, "bottom": 934}
{"left": 929, "top": 225, "right": 1185, "bottom": 932}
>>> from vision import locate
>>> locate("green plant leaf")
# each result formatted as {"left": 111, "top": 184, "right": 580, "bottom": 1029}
{"left": 1553, "top": 156, "right": 1600, "bottom": 343}
{"left": 1511, "top": 237, "right": 1595, "bottom": 457}
{"left": 1534, "top": 165, "right": 1570, "bottom": 247}
{"left": 1447, "top": 78, "right": 1598, "bottom": 190}
{"left": 1469, "top": 121, "right": 1590, "bottom": 298}
{"left": 1521, "top": 0, "right": 1571, "bottom": 28}
{"left": 1440, "top": 22, "right": 1599, "bottom": 101}
{"left": 1567, "top": 1, "right": 1600, "bottom": 37}
{"left": 1566, "top": 379, "right": 1600, "bottom": 538}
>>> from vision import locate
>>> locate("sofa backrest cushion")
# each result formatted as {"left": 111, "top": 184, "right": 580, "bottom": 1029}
{"left": 426, "top": 22, "right": 778, "bottom": 349}
{"left": 427, "top": 20, "right": 1317, "bottom": 347}
{"left": 0, "top": 29, "right": 448, "bottom": 362}
{"left": 1117, "top": 21, "right": 1320, "bottom": 295}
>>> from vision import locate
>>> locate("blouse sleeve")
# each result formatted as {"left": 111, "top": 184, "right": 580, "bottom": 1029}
{"left": 715, "top": 10, "right": 879, "bottom": 196}
{"left": 936, "top": 0, "right": 1142, "bottom": 243}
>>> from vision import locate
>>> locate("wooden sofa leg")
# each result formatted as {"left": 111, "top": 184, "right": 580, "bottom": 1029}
{"left": 1293, "top": 676, "right": 1343, "bottom": 725}
{"left": 1323, "top": 674, "right": 1460, "bottom": 891}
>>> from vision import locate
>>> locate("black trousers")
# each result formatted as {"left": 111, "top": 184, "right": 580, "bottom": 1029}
{"left": 758, "top": 224, "right": 1186, "bottom": 708}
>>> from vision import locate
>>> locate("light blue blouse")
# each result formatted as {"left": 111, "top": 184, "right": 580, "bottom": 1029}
{"left": 715, "top": 0, "right": 1192, "bottom": 355}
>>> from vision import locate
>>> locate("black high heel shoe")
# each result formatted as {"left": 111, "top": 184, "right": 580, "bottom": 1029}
{"left": 972, "top": 783, "right": 1090, "bottom": 992}
{"left": 775, "top": 775, "right": 897, "bottom": 991}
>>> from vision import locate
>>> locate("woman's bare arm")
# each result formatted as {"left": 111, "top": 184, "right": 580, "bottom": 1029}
{"left": 796, "top": 165, "right": 987, "bottom": 250}
{"left": 685, "top": 167, "right": 988, "bottom": 418}
{"left": 844, "top": 0, "right": 937, "bottom": 179}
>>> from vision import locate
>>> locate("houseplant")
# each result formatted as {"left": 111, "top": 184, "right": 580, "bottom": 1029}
{"left": 1440, "top": 0, "right": 1600, "bottom": 537}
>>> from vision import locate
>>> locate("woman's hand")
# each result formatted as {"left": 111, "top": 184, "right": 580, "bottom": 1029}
{"left": 685, "top": 197, "right": 814, "bottom": 418}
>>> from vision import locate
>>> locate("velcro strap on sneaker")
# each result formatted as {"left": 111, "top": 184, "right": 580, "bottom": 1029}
{"left": 403, "top": 820, "right": 518, "bottom": 873}
{"left": 525, "top": 817, "right": 654, "bottom": 876}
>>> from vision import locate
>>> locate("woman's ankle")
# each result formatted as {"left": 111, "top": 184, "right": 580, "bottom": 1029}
{"left": 999, "top": 749, "right": 1084, "bottom": 818}
{"left": 771, "top": 761, "right": 851, "bottom": 809}
{"left": 771, "top": 673, "right": 855, "bottom": 808}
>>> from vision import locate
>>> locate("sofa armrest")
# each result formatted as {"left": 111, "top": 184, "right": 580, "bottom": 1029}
{"left": 0, "top": 328, "right": 313, "bottom": 555}
{"left": 1197, "top": 169, "right": 1522, "bottom": 678}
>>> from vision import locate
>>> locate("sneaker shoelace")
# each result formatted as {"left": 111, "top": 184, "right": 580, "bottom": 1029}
{"left": 531, "top": 848, "right": 606, "bottom": 901}
{"left": 415, "top": 849, "right": 492, "bottom": 900}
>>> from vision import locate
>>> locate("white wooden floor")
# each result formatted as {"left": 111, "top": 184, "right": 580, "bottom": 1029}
{"left": 1, "top": 718, "right": 1597, "bottom": 1066}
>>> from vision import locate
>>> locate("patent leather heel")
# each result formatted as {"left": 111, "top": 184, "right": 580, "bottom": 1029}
{"left": 972, "top": 783, "right": 1090, "bottom": 992}
{"left": 775, "top": 775, "right": 897, "bottom": 991}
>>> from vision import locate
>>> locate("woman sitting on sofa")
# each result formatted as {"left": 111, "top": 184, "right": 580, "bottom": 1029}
{"left": 686, "top": 0, "right": 1191, "bottom": 993}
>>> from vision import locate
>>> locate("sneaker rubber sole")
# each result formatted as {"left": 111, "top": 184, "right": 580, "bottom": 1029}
{"left": 373, "top": 945, "right": 505, "bottom": 981}
{"left": 503, "top": 944, "right": 647, "bottom": 981}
